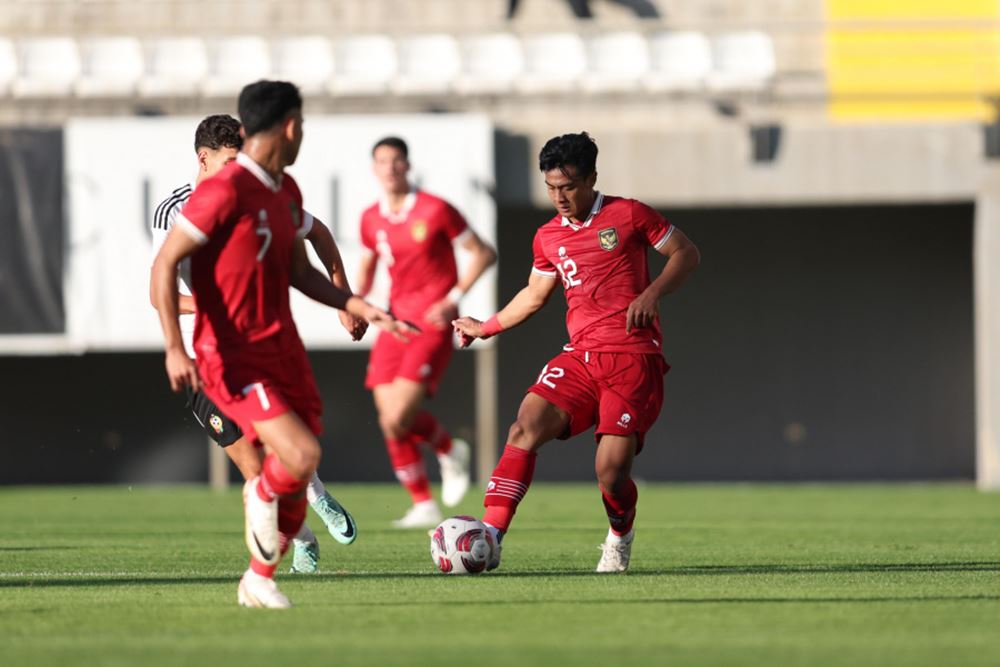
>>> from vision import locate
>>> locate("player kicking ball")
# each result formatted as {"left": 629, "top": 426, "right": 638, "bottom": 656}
{"left": 453, "top": 132, "right": 700, "bottom": 573}
{"left": 152, "top": 81, "right": 415, "bottom": 608}
{"left": 150, "top": 114, "right": 365, "bottom": 575}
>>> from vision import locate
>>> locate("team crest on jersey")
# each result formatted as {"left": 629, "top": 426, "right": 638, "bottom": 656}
{"left": 209, "top": 414, "right": 224, "bottom": 434}
{"left": 411, "top": 220, "right": 428, "bottom": 242}
{"left": 598, "top": 227, "right": 619, "bottom": 251}
{"left": 288, "top": 202, "right": 301, "bottom": 228}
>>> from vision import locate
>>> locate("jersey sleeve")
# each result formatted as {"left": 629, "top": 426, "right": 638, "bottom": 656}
{"left": 150, "top": 226, "right": 170, "bottom": 264}
{"left": 441, "top": 201, "right": 471, "bottom": 242}
{"left": 175, "top": 178, "right": 236, "bottom": 244}
{"left": 631, "top": 200, "right": 673, "bottom": 250}
{"left": 531, "top": 229, "right": 557, "bottom": 278}
{"left": 359, "top": 210, "right": 376, "bottom": 253}
{"left": 300, "top": 209, "right": 315, "bottom": 240}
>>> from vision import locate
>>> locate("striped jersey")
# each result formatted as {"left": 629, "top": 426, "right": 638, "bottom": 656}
{"left": 150, "top": 183, "right": 196, "bottom": 357}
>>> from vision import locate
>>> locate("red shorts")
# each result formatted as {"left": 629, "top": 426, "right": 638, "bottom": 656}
{"left": 196, "top": 343, "right": 323, "bottom": 445}
{"left": 365, "top": 327, "right": 454, "bottom": 396}
{"left": 527, "top": 350, "right": 668, "bottom": 452}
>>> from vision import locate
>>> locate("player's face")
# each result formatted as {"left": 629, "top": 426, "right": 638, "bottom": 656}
{"left": 372, "top": 145, "right": 410, "bottom": 194}
{"left": 198, "top": 146, "right": 239, "bottom": 178}
{"left": 544, "top": 165, "right": 597, "bottom": 222}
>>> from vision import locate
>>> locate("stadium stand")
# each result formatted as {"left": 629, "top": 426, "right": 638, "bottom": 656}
{"left": 642, "top": 30, "right": 712, "bottom": 93}
{"left": 201, "top": 36, "right": 273, "bottom": 98}
{"left": 454, "top": 33, "right": 525, "bottom": 95}
{"left": 138, "top": 37, "right": 208, "bottom": 98}
{"left": 272, "top": 36, "right": 335, "bottom": 96}
{"left": 75, "top": 37, "right": 144, "bottom": 97}
{"left": 516, "top": 32, "right": 588, "bottom": 93}
{"left": 392, "top": 34, "right": 462, "bottom": 95}
{"left": 329, "top": 35, "right": 398, "bottom": 96}
{"left": 12, "top": 37, "right": 81, "bottom": 98}
{"left": 581, "top": 31, "right": 650, "bottom": 93}
{"left": 705, "top": 31, "right": 776, "bottom": 93}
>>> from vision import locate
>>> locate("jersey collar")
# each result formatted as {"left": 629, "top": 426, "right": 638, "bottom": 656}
{"left": 236, "top": 152, "right": 281, "bottom": 192}
{"left": 379, "top": 188, "right": 418, "bottom": 223}
{"left": 560, "top": 192, "right": 604, "bottom": 230}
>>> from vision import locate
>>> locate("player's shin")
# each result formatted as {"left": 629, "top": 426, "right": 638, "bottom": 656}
{"left": 600, "top": 478, "right": 638, "bottom": 537}
{"left": 482, "top": 444, "right": 537, "bottom": 533}
{"left": 387, "top": 435, "right": 432, "bottom": 503}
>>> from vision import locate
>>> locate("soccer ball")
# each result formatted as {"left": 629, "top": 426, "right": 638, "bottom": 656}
{"left": 429, "top": 515, "right": 494, "bottom": 574}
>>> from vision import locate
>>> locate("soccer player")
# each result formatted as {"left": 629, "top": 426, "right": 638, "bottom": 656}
{"left": 453, "top": 132, "right": 700, "bottom": 573}
{"left": 149, "top": 114, "right": 364, "bottom": 575}
{"left": 152, "top": 81, "right": 415, "bottom": 608}
{"left": 357, "top": 136, "right": 497, "bottom": 528}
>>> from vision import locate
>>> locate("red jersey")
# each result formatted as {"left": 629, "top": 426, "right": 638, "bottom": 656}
{"left": 360, "top": 190, "right": 469, "bottom": 326}
{"left": 531, "top": 193, "right": 673, "bottom": 354}
{"left": 176, "top": 153, "right": 313, "bottom": 361}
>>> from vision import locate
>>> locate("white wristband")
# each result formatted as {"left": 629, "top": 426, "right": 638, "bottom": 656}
{"left": 447, "top": 287, "right": 465, "bottom": 304}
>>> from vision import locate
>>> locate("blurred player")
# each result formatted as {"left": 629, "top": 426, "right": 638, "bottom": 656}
{"left": 453, "top": 132, "right": 700, "bottom": 573}
{"left": 152, "top": 82, "right": 414, "bottom": 608}
{"left": 357, "top": 137, "right": 497, "bottom": 528}
{"left": 150, "top": 114, "right": 365, "bottom": 575}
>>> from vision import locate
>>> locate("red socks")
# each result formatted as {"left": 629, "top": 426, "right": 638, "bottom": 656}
{"left": 258, "top": 453, "right": 307, "bottom": 500}
{"left": 386, "top": 435, "right": 432, "bottom": 503}
{"left": 601, "top": 478, "right": 638, "bottom": 536}
{"left": 251, "top": 454, "right": 309, "bottom": 578}
{"left": 409, "top": 410, "right": 452, "bottom": 455}
{"left": 482, "top": 444, "right": 537, "bottom": 532}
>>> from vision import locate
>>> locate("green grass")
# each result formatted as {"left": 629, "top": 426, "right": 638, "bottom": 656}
{"left": 1, "top": 483, "right": 998, "bottom": 666}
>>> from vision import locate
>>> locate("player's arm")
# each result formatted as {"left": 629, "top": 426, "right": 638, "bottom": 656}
{"left": 625, "top": 227, "right": 700, "bottom": 333}
{"left": 452, "top": 270, "right": 558, "bottom": 347}
{"left": 354, "top": 250, "right": 377, "bottom": 298}
{"left": 425, "top": 231, "right": 498, "bottom": 330}
{"left": 150, "top": 228, "right": 202, "bottom": 392}
{"left": 149, "top": 227, "right": 196, "bottom": 314}
{"left": 305, "top": 216, "right": 368, "bottom": 340}
{"left": 290, "top": 238, "right": 416, "bottom": 340}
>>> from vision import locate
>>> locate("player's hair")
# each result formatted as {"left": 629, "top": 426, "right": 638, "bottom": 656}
{"left": 193, "top": 114, "right": 243, "bottom": 152}
{"left": 237, "top": 80, "right": 302, "bottom": 137}
{"left": 372, "top": 136, "right": 409, "bottom": 159}
{"left": 538, "top": 132, "right": 598, "bottom": 177}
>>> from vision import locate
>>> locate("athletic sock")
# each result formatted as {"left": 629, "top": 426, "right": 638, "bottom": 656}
{"left": 386, "top": 435, "right": 432, "bottom": 503}
{"left": 601, "top": 478, "right": 638, "bottom": 537}
{"left": 305, "top": 471, "right": 326, "bottom": 506}
{"left": 258, "top": 453, "right": 308, "bottom": 501}
{"left": 409, "top": 410, "right": 453, "bottom": 455}
{"left": 482, "top": 444, "right": 536, "bottom": 532}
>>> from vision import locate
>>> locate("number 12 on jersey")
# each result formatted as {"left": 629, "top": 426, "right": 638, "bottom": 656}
{"left": 537, "top": 364, "right": 565, "bottom": 388}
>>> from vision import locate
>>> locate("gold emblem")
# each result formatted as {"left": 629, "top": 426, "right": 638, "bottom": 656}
{"left": 288, "top": 202, "right": 301, "bottom": 228}
{"left": 209, "top": 414, "right": 224, "bottom": 434}
{"left": 598, "top": 227, "right": 619, "bottom": 251}
{"left": 411, "top": 220, "right": 428, "bottom": 242}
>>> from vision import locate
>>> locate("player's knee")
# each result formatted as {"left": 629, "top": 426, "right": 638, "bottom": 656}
{"left": 507, "top": 418, "right": 544, "bottom": 450}
{"left": 379, "top": 412, "right": 409, "bottom": 440}
{"left": 283, "top": 439, "right": 321, "bottom": 480}
{"left": 596, "top": 468, "right": 630, "bottom": 493}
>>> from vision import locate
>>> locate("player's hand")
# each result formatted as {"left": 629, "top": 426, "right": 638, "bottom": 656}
{"left": 424, "top": 298, "right": 459, "bottom": 331}
{"left": 338, "top": 309, "right": 369, "bottom": 341}
{"left": 625, "top": 291, "right": 658, "bottom": 334}
{"left": 452, "top": 316, "right": 484, "bottom": 348}
{"left": 165, "top": 346, "right": 199, "bottom": 392}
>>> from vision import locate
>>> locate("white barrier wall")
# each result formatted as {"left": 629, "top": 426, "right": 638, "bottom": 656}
{"left": 61, "top": 114, "right": 496, "bottom": 352}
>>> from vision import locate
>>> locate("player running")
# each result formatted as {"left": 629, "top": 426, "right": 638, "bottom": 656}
{"left": 149, "top": 114, "right": 365, "bottom": 575}
{"left": 357, "top": 137, "right": 497, "bottom": 528}
{"left": 152, "top": 81, "right": 415, "bottom": 608}
{"left": 453, "top": 132, "right": 700, "bottom": 573}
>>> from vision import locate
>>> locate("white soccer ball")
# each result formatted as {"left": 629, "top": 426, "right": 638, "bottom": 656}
{"left": 429, "top": 515, "right": 494, "bottom": 574}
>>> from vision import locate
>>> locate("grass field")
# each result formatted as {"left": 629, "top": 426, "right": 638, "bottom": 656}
{"left": 1, "top": 483, "right": 998, "bottom": 666}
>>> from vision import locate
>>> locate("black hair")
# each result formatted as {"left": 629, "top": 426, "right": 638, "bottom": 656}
{"left": 538, "top": 131, "right": 598, "bottom": 177}
{"left": 193, "top": 114, "right": 243, "bottom": 152}
{"left": 237, "top": 80, "right": 302, "bottom": 137}
{"left": 372, "top": 136, "right": 409, "bottom": 159}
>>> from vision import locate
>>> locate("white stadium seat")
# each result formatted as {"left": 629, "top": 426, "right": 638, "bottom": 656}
{"left": 392, "top": 34, "right": 461, "bottom": 95}
{"left": 139, "top": 37, "right": 209, "bottom": 97}
{"left": 272, "top": 36, "right": 334, "bottom": 96}
{"left": 706, "top": 31, "right": 776, "bottom": 93}
{"left": 12, "top": 37, "right": 81, "bottom": 98}
{"left": 516, "top": 32, "right": 586, "bottom": 94}
{"left": 202, "top": 36, "right": 272, "bottom": 97}
{"left": 0, "top": 38, "right": 16, "bottom": 96}
{"left": 582, "top": 32, "right": 650, "bottom": 93}
{"left": 643, "top": 31, "right": 712, "bottom": 93}
{"left": 330, "top": 35, "right": 397, "bottom": 96}
{"left": 75, "top": 37, "right": 144, "bottom": 97}
{"left": 455, "top": 33, "right": 524, "bottom": 95}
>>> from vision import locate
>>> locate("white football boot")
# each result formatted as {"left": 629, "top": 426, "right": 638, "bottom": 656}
{"left": 243, "top": 477, "right": 280, "bottom": 566}
{"left": 237, "top": 569, "right": 292, "bottom": 609}
{"left": 438, "top": 438, "right": 471, "bottom": 507}
{"left": 391, "top": 499, "right": 443, "bottom": 529}
{"left": 595, "top": 529, "right": 634, "bottom": 573}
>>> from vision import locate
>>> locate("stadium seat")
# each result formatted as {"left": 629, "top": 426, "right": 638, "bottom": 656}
{"left": 516, "top": 32, "right": 586, "bottom": 94}
{"left": 202, "top": 36, "right": 273, "bottom": 97}
{"left": 582, "top": 32, "right": 650, "bottom": 94}
{"left": 392, "top": 34, "right": 461, "bottom": 95}
{"left": 329, "top": 35, "right": 397, "bottom": 96}
{"left": 642, "top": 31, "right": 712, "bottom": 93}
{"left": 454, "top": 33, "right": 524, "bottom": 95}
{"left": 272, "top": 36, "right": 335, "bottom": 96}
{"left": 139, "top": 37, "right": 209, "bottom": 97}
{"left": 12, "top": 37, "right": 81, "bottom": 98}
{"left": 706, "top": 31, "right": 776, "bottom": 93}
{"left": 0, "top": 38, "right": 15, "bottom": 96}
{"left": 75, "top": 37, "right": 144, "bottom": 97}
